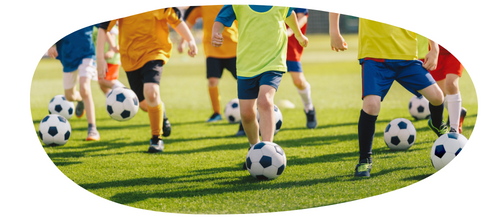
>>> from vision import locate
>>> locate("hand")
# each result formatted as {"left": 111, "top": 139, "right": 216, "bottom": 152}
{"left": 47, "top": 46, "right": 58, "bottom": 58}
{"left": 177, "top": 38, "right": 185, "bottom": 53}
{"left": 96, "top": 57, "right": 108, "bottom": 80}
{"left": 295, "top": 34, "right": 308, "bottom": 48}
{"left": 104, "top": 50, "right": 115, "bottom": 59}
{"left": 187, "top": 40, "right": 198, "bottom": 57}
{"left": 211, "top": 32, "right": 224, "bottom": 47}
{"left": 423, "top": 51, "right": 438, "bottom": 71}
{"left": 330, "top": 33, "right": 347, "bottom": 52}
{"left": 111, "top": 45, "right": 119, "bottom": 53}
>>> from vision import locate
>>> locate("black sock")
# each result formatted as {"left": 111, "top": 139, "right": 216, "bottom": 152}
{"left": 358, "top": 109, "right": 377, "bottom": 162}
{"left": 429, "top": 102, "right": 444, "bottom": 127}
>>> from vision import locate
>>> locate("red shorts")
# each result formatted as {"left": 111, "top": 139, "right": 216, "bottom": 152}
{"left": 100, "top": 63, "right": 120, "bottom": 81}
{"left": 428, "top": 53, "right": 463, "bottom": 81}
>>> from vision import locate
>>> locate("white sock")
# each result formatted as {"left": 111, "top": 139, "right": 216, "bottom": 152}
{"left": 162, "top": 102, "right": 167, "bottom": 118}
{"left": 111, "top": 80, "right": 125, "bottom": 89}
{"left": 446, "top": 93, "right": 462, "bottom": 131}
{"left": 297, "top": 82, "right": 314, "bottom": 112}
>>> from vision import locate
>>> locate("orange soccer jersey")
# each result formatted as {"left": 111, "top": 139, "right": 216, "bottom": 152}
{"left": 102, "top": 8, "right": 182, "bottom": 72}
{"left": 184, "top": 5, "right": 237, "bottom": 58}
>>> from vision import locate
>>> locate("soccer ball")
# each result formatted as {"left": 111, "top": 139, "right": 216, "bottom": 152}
{"left": 48, "top": 95, "right": 75, "bottom": 119}
{"left": 409, "top": 95, "right": 430, "bottom": 120}
{"left": 106, "top": 87, "right": 139, "bottom": 121}
{"left": 245, "top": 142, "right": 287, "bottom": 180}
{"left": 430, "top": 132, "right": 468, "bottom": 170}
{"left": 224, "top": 98, "right": 241, "bottom": 124}
{"left": 38, "top": 114, "right": 71, "bottom": 146}
{"left": 257, "top": 104, "right": 283, "bottom": 135}
{"left": 383, "top": 118, "right": 416, "bottom": 151}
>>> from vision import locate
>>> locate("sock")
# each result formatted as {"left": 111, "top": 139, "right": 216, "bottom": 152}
{"left": 358, "top": 109, "right": 377, "bottom": 161}
{"left": 429, "top": 102, "right": 445, "bottom": 128}
{"left": 148, "top": 103, "right": 163, "bottom": 138}
{"left": 297, "top": 82, "right": 314, "bottom": 112}
{"left": 209, "top": 86, "right": 221, "bottom": 114}
{"left": 111, "top": 80, "right": 125, "bottom": 89}
{"left": 446, "top": 93, "right": 462, "bottom": 131}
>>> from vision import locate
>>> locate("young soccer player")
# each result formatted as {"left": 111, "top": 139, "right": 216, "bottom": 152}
{"left": 212, "top": 5, "right": 308, "bottom": 157}
{"left": 286, "top": 8, "right": 317, "bottom": 129}
{"left": 179, "top": 5, "right": 238, "bottom": 123}
{"left": 92, "top": 25, "right": 125, "bottom": 97}
{"left": 418, "top": 35, "right": 467, "bottom": 133}
{"left": 329, "top": 13, "right": 447, "bottom": 177}
{"left": 97, "top": 8, "right": 198, "bottom": 153}
{"left": 47, "top": 25, "right": 100, "bottom": 141}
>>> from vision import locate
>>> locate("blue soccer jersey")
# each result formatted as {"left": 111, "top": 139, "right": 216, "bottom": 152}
{"left": 55, "top": 25, "right": 96, "bottom": 72}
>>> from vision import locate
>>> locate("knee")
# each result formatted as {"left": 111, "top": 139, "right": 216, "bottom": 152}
{"left": 240, "top": 108, "right": 257, "bottom": 122}
{"left": 427, "top": 93, "right": 444, "bottom": 106}
{"left": 143, "top": 85, "right": 159, "bottom": 102}
{"left": 208, "top": 78, "right": 219, "bottom": 87}
{"left": 257, "top": 97, "right": 273, "bottom": 113}
{"left": 362, "top": 96, "right": 381, "bottom": 115}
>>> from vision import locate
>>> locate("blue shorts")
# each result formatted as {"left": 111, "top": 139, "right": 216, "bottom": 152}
{"left": 360, "top": 58, "right": 436, "bottom": 100}
{"left": 287, "top": 60, "right": 303, "bottom": 72}
{"left": 237, "top": 71, "right": 284, "bottom": 99}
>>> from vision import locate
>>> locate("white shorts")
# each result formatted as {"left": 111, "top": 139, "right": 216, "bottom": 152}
{"left": 63, "top": 58, "right": 98, "bottom": 89}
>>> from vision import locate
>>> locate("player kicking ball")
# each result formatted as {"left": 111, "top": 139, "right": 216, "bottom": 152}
{"left": 330, "top": 13, "right": 447, "bottom": 177}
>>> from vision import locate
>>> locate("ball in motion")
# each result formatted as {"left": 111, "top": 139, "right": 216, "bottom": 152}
{"left": 38, "top": 114, "right": 71, "bottom": 146}
{"left": 245, "top": 141, "right": 287, "bottom": 180}
{"left": 224, "top": 98, "right": 241, "bottom": 124}
{"left": 106, "top": 87, "right": 139, "bottom": 121}
{"left": 257, "top": 104, "right": 283, "bottom": 135}
{"left": 430, "top": 132, "right": 468, "bottom": 170}
{"left": 409, "top": 95, "right": 430, "bottom": 120}
{"left": 48, "top": 95, "right": 75, "bottom": 120}
{"left": 384, "top": 118, "right": 416, "bottom": 151}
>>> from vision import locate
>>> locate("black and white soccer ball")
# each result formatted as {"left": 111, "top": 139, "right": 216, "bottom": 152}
{"left": 224, "top": 98, "right": 241, "bottom": 124}
{"left": 409, "top": 95, "right": 430, "bottom": 120}
{"left": 106, "top": 87, "right": 139, "bottom": 121}
{"left": 48, "top": 95, "right": 75, "bottom": 120}
{"left": 383, "top": 118, "right": 416, "bottom": 151}
{"left": 38, "top": 114, "right": 71, "bottom": 146}
{"left": 430, "top": 132, "right": 468, "bottom": 171}
{"left": 245, "top": 141, "right": 287, "bottom": 180}
{"left": 257, "top": 104, "right": 283, "bottom": 135}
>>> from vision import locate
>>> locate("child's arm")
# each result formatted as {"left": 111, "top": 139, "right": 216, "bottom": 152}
{"left": 329, "top": 12, "right": 347, "bottom": 52}
{"left": 285, "top": 11, "right": 308, "bottom": 47}
{"left": 287, "top": 11, "right": 308, "bottom": 37}
{"left": 96, "top": 28, "right": 109, "bottom": 79}
{"left": 173, "top": 22, "right": 198, "bottom": 57}
{"left": 104, "top": 32, "right": 118, "bottom": 59}
{"left": 211, "top": 21, "right": 225, "bottom": 47}
{"left": 423, "top": 39, "right": 439, "bottom": 71}
{"left": 47, "top": 46, "right": 58, "bottom": 58}
{"left": 178, "top": 21, "right": 194, "bottom": 53}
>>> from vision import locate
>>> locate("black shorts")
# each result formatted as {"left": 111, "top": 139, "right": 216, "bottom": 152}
{"left": 125, "top": 60, "right": 163, "bottom": 102}
{"left": 206, "top": 57, "right": 237, "bottom": 79}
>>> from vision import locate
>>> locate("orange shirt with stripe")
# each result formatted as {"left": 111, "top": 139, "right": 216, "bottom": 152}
{"left": 102, "top": 8, "right": 182, "bottom": 72}
{"left": 184, "top": 5, "right": 237, "bottom": 58}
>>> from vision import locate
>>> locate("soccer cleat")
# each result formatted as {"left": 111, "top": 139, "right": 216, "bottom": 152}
{"left": 354, "top": 158, "right": 372, "bottom": 177}
{"left": 305, "top": 108, "right": 317, "bottom": 129}
{"left": 235, "top": 122, "right": 246, "bottom": 137}
{"left": 449, "top": 128, "right": 457, "bottom": 133}
{"left": 75, "top": 101, "right": 85, "bottom": 118}
{"left": 428, "top": 118, "right": 448, "bottom": 137}
{"left": 243, "top": 146, "right": 252, "bottom": 170}
{"left": 459, "top": 107, "right": 467, "bottom": 133}
{"left": 206, "top": 113, "right": 222, "bottom": 123}
{"left": 85, "top": 130, "right": 100, "bottom": 141}
{"left": 162, "top": 118, "right": 171, "bottom": 137}
{"left": 148, "top": 136, "right": 164, "bottom": 153}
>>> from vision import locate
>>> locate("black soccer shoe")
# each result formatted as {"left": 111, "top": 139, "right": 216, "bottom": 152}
{"left": 305, "top": 108, "right": 317, "bottom": 129}
{"left": 162, "top": 118, "right": 172, "bottom": 137}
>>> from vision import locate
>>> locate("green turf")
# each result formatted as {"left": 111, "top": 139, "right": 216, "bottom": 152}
{"left": 31, "top": 34, "right": 478, "bottom": 214}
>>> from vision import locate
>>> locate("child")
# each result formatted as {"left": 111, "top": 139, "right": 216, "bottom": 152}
{"left": 329, "top": 13, "right": 446, "bottom": 177}
{"left": 212, "top": 5, "right": 308, "bottom": 162}
{"left": 179, "top": 5, "right": 238, "bottom": 123}
{"left": 47, "top": 25, "right": 100, "bottom": 141}
{"left": 286, "top": 8, "right": 317, "bottom": 129}
{"left": 97, "top": 8, "right": 197, "bottom": 153}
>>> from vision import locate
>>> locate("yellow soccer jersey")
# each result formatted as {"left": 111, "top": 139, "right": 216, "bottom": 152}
{"left": 416, "top": 33, "right": 429, "bottom": 60}
{"left": 358, "top": 18, "right": 418, "bottom": 60}
{"left": 185, "top": 5, "right": 238, "bottom": 58}
{"left": 103, "top": 8, "right": 182, "bottom": 72}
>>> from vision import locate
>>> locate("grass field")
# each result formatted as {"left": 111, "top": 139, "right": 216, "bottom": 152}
{"left": 30, "top": 34, "right": 478, "bottom": 214}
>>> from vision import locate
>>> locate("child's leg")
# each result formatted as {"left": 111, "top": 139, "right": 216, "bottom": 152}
{"left": 419, "top": 83, "right": 446, "bottom": 135}
{"left": 208, "top": 77, "right": 221, "bottom": 115}
{"left": 143, "top": 82, "right": 163, "bottom": 138}
{"left": 444, "top": 74, "right": 462, "bottom": 132}
{"left": 359, "top": 95, "right": 381, "bottom": 161}
{"left": 290, "top": 72, "right": 314, "bottom": 112}
{"left": 239, "top": 99, "right": 259, "bottom": 145}
{"left": 257, "top": 85, "right": 277, "bottom": 142}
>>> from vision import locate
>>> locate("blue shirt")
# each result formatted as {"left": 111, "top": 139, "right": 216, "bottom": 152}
{"left": 55, "top": 25, "right": 97, "bottom": 72}
{"left": 215, "top": 5, "right": 294, "bottom": 27}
